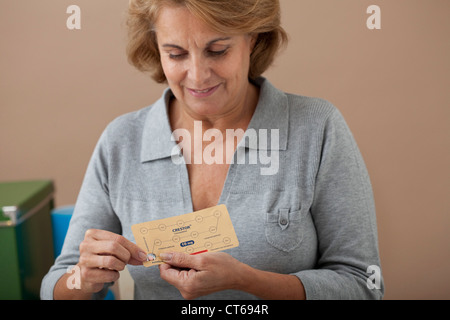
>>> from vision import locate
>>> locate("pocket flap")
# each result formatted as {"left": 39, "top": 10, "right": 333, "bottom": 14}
{"left": 265, "top": 208, "right": 304, "bottom": 252}
{"left": 278, "top": 208, "right": 290, "bottom": 230}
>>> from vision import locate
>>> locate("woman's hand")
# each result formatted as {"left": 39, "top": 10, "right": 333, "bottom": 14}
{"left": 76, "top": 229, "right": 148, "bottom": 294}
{"left": 158, "top": 252, "right": 245, "bottom": 300}
{"left": 159, "top": 251, "right": 306, "bottom": 300}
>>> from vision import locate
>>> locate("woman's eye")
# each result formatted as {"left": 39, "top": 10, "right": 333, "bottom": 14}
{"left": 167, "top": 48, "right": 228, "bottom": 60}
{"left": 169, "top": 53, "right": 187, "bottom": 60}
{"left": 208, "top": 49, "right": 228, "bottom": 57}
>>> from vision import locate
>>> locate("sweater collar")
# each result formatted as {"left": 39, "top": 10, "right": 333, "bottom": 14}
{"left": 140, "top": 77, "right": 289, "bottom": 163}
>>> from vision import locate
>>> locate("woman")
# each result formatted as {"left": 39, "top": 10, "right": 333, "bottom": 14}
{"left": 41, "top": 0, "right": 384, "bottom": 300}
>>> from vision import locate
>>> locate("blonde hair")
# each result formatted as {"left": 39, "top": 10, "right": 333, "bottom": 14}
{"left": 126, "top": 0, "right": 288, "bottom": 83}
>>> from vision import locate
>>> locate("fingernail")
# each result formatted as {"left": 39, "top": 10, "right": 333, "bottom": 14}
{"left": 138, "top": 251, "right": 147, "bottom": 261}
{"left": 159, "top": 252, "right": 173, "bottom": 261}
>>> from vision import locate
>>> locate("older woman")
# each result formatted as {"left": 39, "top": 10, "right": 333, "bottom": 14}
{"left": 41, "top": 0, "right": 384, "bottom": 300}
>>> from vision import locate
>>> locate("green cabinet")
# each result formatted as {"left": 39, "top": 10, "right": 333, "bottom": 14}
{"left": 0, "top": 180, "right": 55, "bottom": 299}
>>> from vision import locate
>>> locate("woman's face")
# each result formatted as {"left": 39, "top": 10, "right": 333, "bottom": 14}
{"left": 155, "top": 5, "right": 256, "bottom": 120}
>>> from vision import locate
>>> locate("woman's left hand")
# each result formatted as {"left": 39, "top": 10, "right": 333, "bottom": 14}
{"left": 159, "top": 252, "right": 245, "bottom": 300}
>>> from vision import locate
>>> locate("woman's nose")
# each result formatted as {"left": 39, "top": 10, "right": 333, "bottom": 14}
{"left": 187, "top": 55, "right": 211, "bottom": 86}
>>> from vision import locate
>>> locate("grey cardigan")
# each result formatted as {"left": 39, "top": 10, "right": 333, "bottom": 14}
{"left": 41, "top": 77, "right": 384, "bottom": 300}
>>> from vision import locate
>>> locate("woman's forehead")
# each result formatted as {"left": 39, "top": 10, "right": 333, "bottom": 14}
{"left": 155, "top": 6, "right": 240, "bottom": 48}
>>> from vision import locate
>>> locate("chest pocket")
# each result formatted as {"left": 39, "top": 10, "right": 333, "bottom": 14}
{"left": 265, "top": 208, "right": 304, "bottom": 252}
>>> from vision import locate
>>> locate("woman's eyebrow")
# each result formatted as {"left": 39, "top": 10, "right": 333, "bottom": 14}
{"left": 161, "top": 43, "right": 184, "bottom": 50}
{"left": 207, "top": 37, "right": 232, "bottom": 46}
{"left": 161, "top": 37, "right": 232, "bottom": 50}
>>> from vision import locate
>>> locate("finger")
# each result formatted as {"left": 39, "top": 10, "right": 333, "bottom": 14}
{"left": 85, "top": 229, "right": 117, "bottom": 241}
{"left": 89, "top": 240, "right": 132, "bottom": 264}
{"left": 81, "top": 266, "right": 120, "bottom": 284}
{"left": 80, "top": 253, "right": 126, "bottom": 271}
{"left": 85, "top": 229, "right": 147, "bottom": 264}
{"left": 158, "top": 263, "right": 174, "bottom": 279}
{"left": 160, "top": 252, "right": 203, "bottom": 270}
{"left": 120, "top": 239, "right": 148, "bottom": 264}
{"left": 159, "top": 262, "right": 196, "bottom": 284}
{"left": 128, "top": 256, "right": 147, "bottom": 266}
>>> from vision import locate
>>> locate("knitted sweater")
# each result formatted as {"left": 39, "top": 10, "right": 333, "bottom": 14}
{"left": 41, "top": 77, "right": 384, "bottom": 300}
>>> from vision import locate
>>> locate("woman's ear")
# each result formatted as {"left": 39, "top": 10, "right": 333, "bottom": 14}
{"left": 249, "top": 33, "right": 258, "bottom": 52}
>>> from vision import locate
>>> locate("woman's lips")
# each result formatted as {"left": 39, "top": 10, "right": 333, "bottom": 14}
{"left": 186, "top": 84, "right": 221, "bottom": 98}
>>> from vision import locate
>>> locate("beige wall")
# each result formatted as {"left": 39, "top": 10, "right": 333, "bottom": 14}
{"left": 1, "top": 0, "right": 449, "bottom": 299}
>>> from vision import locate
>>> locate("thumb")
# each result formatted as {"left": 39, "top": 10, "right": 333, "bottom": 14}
{"left": 160, "top": 252, "right": 201, "bottom": 269}
{"left": 119, "top": 238, "right": 148, "bottom": 265}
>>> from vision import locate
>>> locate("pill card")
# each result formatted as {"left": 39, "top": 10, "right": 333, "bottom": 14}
{"left": 131, "top": 205, "right": 239, "bottom": 267}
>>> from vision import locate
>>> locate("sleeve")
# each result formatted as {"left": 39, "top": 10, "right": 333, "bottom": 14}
{"left": 40, "top": 126, "right": 122, "bottom": 300}
{"left": 294, "top": 108, "right": 385, "bottom": 300}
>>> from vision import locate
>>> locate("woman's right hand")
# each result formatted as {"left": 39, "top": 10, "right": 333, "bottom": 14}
{"left": 68, "top": 229, "right": 148, "bottom": 296}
